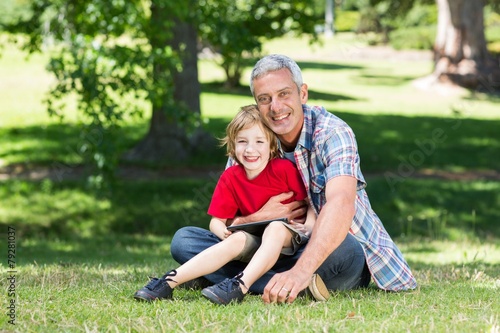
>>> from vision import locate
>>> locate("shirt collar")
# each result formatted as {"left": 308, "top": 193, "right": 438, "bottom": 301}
{"left": 297, "top": 104, "right": 312, "bottom": 151}
{"left": 278, "top": 104, "right": 313, "bottom": 154}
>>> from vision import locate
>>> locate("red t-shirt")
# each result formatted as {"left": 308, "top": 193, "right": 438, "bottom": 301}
{"left": 208, "top": 158, "right": 307, "bottom": 219}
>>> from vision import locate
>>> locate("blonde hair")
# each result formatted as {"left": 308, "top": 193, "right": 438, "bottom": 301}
{"left": 221, "top": 105, "right": 279, "bottom": 164}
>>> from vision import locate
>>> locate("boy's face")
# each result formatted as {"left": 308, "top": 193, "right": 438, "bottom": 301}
{"left": 234, "top": 123, "right": 271, "bottom": 180}
{"left": 252, "top": 68, "right": 307, "bottom": 149}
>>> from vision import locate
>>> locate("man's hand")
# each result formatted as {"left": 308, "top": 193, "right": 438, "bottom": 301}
{"left": 260, "top": 192, "right": 307, "bottom": 221}
{"left": 230, "top": 192, "right": 307, "bottom": 226}
{"left": 262, "top": 268, "right": 311, "bottom": 304}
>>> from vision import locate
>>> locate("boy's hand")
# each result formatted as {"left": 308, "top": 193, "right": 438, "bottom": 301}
{"left": 289, "top": 221, "right": 310, "bottom": 236}
{"left": 223, "top": 228, "right": 232, "bottom": 239}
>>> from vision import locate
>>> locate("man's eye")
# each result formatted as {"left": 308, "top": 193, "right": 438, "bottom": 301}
{"left": 258, "top": 96, "right": 271, "bottom": 104}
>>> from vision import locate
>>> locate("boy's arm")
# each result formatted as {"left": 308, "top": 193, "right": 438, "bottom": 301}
{"left": 290, "top": 201, "right": 316, "bottom": 236}
{"left": 302, "top": 203, "right": 316, "bottom": 236}
{"left": 209, "top": 217, "right": 230, "bottom": 240}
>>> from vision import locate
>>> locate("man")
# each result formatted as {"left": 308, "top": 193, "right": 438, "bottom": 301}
{"left": 171, "top": 54, "right": 417, "bottom": 304}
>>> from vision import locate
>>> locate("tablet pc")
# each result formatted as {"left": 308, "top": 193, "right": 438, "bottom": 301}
{"left": 227, "top": 217, "right": 288, "bottom": 236}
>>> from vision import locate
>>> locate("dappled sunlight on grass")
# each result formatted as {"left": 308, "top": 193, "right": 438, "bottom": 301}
{"left": 5, "top": 235, "right": 498, "bottom": 333}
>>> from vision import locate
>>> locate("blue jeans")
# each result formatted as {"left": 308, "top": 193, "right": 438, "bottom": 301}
{"left": 171, "top": 226, "right": 371, "bottom": 294}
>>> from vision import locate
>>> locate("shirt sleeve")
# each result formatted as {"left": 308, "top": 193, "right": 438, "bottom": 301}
{"left": 321, "top": 125, "right": 366, "bottom": 190}
{"left": 207, "top": 168, "right": 239, "bottom": 219}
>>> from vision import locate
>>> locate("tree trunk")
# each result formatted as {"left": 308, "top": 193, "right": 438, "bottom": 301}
{"left": 432, "top": 0, "right": 500, "bottom": 91}
{"left": 123, "top": 2, "right": 214, "bottom": 162}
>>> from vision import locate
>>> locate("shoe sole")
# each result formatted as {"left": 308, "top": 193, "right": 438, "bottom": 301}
{"left": 133, "top": 290, "right": 171, "bottom": 302}
{"left": 308, "top": 274, "right": 330, "bottom": 301}
{"left": 133, "top": 290, "right": 157, "bottom": 302}
{"left": 201, "top": 288, "right": 226, "bottom": 305}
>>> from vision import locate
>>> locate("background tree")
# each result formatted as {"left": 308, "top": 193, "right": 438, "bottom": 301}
{"left": 5, "top": 0, "right": 204, "bottom": 188}
{"left": 198, "top": 0, "right": 319, "bottom": 88}
{"left": 368, "top": 0, "right": 500, "bottom": 91}
{"left": 3, "top": 0, "right": 321, "bottom": 186}
{"left": 430, "top": 0, "right": 500, "bottom": 90}
{"left": 121, "top": 1, "right": 210, "bottom": 163}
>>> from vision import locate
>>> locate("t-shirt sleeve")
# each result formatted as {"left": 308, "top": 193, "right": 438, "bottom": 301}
{"left": 287, "top": 165, "right": 307, "bottom": 201}
{"left": 207, "top": 169, "right": 239, "bottom": 219}
{"left": 274, "top": 159, "right": 307, "bottom": 201}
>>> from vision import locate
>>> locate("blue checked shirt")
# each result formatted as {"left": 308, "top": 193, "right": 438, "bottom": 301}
{"left": 287, "top": 105, "right": 417, "bottom": 291}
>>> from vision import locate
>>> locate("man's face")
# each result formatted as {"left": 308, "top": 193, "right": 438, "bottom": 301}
{"left": 252, "top": 68, "right": 308, "bottom": 149}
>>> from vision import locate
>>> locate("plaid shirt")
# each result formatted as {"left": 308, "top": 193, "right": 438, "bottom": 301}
{"left": 286, "top": 105, "right": 417, "bottom": 291}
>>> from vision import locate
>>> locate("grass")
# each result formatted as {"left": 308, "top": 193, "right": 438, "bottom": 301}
{"left": 1, "top": 32, "right": 500, "bottom": 332}
{"left": 0, "top": 235, "right": 498, "bottom": 332}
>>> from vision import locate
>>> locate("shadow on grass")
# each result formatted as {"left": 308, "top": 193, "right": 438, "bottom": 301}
{"left": 2, "top": 113, "right": 500, "bottom": 174}
{"left": 352, "top": 74, "right": 418, "bottom": 86}
{"left": 2, "top": 174, "right": 499, "bottom": 241}
{"left": 201, "top": 82, "right": 359, "bottom": 103}
{"left": 366, "top": 177, "right": 500, "bottom": 239}
{"left": 18, "top": 234, "right": 174, "bottom": 266}
{"left": 296, "top": 61, "right": 364, "bottom": 71}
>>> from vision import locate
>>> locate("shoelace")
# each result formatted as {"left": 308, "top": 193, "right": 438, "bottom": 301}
{"left": 217, "top": 272, "right": 245, "bottom": 292}
{"left": 146, "top": 270, "right": 178, "bottom": 291}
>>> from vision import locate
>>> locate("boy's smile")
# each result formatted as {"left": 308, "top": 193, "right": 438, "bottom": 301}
{"left": 234, "top": 123, "right": 271, "bottom": 180}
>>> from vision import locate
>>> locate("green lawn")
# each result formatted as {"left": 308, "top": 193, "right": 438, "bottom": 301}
{"left": 1, "top": 33, "right": 500, "bottom": 332}
{"left": 0, "top": 236, "right": 498, "bottom": 332}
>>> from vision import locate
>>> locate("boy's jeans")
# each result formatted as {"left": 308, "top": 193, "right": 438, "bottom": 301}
{"left": 171, "top": 226, "right": 371, "bottom": 294}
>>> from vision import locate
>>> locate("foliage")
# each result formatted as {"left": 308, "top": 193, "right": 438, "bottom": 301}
{"left": 365, "top": 0, "right": 500, "bottom": 38}
{"left": 5, "top": 0, "right": 194, "bottom": 189}
{"left": 335, "top": 10, "right": 360, "bottom": 32}
{"left": 356, "top": 0, "right": 436, "bottom": 39}
{"left": 0, "top": 0, "right": 31, "bottom": 27}
{"left": 198, "top": 0, "right": 320, "bottom": 88}
{"left": 2, "top": 0, "right": 322, "bottom": 189}
{"left": 389, "top": 25, "right": 436, "bottom": 50}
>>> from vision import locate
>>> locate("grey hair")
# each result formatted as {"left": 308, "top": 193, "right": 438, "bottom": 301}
{"left": 249, "top": 54, "right": 303, "bottom": 96}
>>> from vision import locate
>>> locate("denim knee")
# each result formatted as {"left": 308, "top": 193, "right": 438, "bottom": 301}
{"left": 171, "top": 226, "right": 218, "bottom": 264}
{"left": 317, "top": 233, "right": 370, "bottom": 290}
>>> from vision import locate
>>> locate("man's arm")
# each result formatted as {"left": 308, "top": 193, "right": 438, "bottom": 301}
{"left": 262, "top": 175, "right": 357, "bottom": 304}
{"left": 231, "top": 192, "right": 308, "bottom": 226}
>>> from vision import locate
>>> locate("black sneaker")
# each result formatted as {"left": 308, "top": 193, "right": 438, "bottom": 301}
{"left": 133, "top": 270, "right": 177, "bottom": 302}
{"left": 201, "top": 272, "right": 246, "bottom": 305}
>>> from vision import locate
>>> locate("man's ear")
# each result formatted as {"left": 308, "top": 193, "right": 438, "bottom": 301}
{"left": 300, "top": 84, "right": 308, "bottom": 103}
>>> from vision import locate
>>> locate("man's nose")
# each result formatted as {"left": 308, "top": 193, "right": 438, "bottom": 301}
{"left": 270, "top": 97, "right": 281, "bottom": 112}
